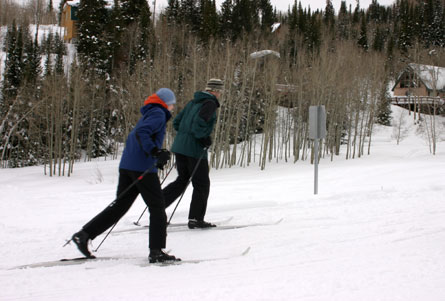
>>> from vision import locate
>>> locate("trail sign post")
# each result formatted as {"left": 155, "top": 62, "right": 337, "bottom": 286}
{"left": 309, "top": 106, "right": 326, "bottom": 195}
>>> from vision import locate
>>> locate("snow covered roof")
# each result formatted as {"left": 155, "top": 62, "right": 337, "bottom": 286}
{"left": 271, "top": 23, "right": 281, "bottom": 33}
{"left": 403, "top": 63, "right": 445, "bottom": 92}
{"left": 64, "top": 0, "right": 114, "bottom": 9}
{"left": 65, "top": 0, "right": 80, "bottom": 7}
{"left": 250, "top": 50, "right": 280, "bottom": 59}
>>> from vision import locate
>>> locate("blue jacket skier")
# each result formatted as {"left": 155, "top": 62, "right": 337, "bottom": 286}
{"left": 71, "top": 88, "right": 181, "bottom": 263}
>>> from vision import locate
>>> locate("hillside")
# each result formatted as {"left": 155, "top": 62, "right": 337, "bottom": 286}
{"left": 1, "top": 105, "right": 444, "bottom": 300}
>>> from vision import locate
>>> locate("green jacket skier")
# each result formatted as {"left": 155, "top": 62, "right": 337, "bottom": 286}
{"left": 163, "top": 79, "right": 224, "bottom": 228}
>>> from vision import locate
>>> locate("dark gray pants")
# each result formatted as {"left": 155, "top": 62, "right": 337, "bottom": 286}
{"left": 163, "top": 153, "right": 210, "bottom": 221}
{"left": 82, "top": 169, "right": 167, "bottom": 249}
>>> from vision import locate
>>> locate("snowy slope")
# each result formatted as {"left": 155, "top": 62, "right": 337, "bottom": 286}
{"left": 0, "top": 24, "right": 75, "bottom": 82}
{"left": 1, "top": 106, "right": 445, "bottom": 301}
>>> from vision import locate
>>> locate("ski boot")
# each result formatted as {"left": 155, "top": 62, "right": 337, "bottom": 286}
{"left": 72, "top": 230, "right": 95, "bottom": 258}
{"left": 149, "top": 249, "right": 181, "bottom": 263}
{"left": 188, "top": 219, "right": 217, "bottom": 229}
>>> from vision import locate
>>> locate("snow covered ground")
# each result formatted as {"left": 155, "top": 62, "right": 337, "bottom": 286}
{"left": 1, "top": 106, "right": 445, "bottom": 300}
{"left": 0, "top": 24, "right": 74, "bottom": 82}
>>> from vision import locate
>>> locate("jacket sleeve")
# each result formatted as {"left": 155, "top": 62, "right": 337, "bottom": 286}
{"left": 173, "top": 105, "right": 186, "bottom": 131}
{"left": 135, "top": 110, "right": 165, "bottom": 155}
{"left": 198, "top": 100, "right": 218, "bottom": 122}
{"left": 192, "top": 100, "right": 217, "bottom": 139}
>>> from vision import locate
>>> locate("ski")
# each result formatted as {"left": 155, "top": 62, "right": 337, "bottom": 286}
{"left": 170, "top": 218, "right": 284, "bottom": 232}
{"left": 143, "top": 246, "right": 251, "bottom": 267}
{"left": 11, "top": 247, "right": 251, "bottom": 269}
{"left": 113, "top": 216, "right": 234, "bottom": 234}
{"left": 11, "top": 256, "right": 130, "bottom": 269}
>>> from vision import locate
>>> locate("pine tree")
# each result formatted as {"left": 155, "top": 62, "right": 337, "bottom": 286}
{"left": 2, "top": 21, "right": 23, "bottom": 101}
{"left": 258, "top": 0, "right": 275, "bottom": 31}
{"left": 376, "top": 78, "right": 392, "bottom": 126}
{"left": 297, "top": 2, "right": 306, "bottom": 33}
{"left": 372, "top": 26, "right": 385, "bottom": 52}
{"left": 323, "top": 0, "right": 335, "bottom": 31}
{"left": 54, "top": 33, "right": 66, "bottom": 75}
{"left": 427, "top": 0, "right": 445, "bottom": 47}
{"left": 219, "top": 0, "right": 233, "bottom": 39}
{"left": 396, "top": 0, "right": 413, "bottom": 52}
{"left": 288, "top": 0, "right": 298, "bottom": 32}
{"left": 337, "top": 1, "right": 349, "bottom": 40}
{"left": 23, "top": 36, "right": 42, "bottom": 84}
{"left": 305, "top": 12, "right": 321, "bottom": 53}
{"left": 181, "top": 0, "right": 200, "bottom": 31}
{"left": 107, "top": 0, "right": 125, "bottom": 71}
{"left": 232, "top": 0, "right": 256, "bottom": 38}
{"left": 165, "top": 0, "right": 181, "bottom": 24}
{"left": 199, "top": 0, "right": 218, "bottom": 42}
{"left": 77, "top": 0, "right": 111, "bottom": 75}
{"left": 357, "top": 13, "right": 369, "bottom": 51}
{"left": 43, "top": 32, "right": 53, "bottom": 76}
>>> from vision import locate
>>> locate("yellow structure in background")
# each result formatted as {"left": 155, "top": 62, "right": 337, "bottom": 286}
{"left": 61, "top": 1, "right": 79, "bottom": 43}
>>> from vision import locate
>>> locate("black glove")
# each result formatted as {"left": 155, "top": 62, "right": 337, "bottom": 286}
{"left": 151, "top": 148, "right": 171, "bottom": 170}
{"left": 198, "top": 136, "right": 212, "bottom": 148}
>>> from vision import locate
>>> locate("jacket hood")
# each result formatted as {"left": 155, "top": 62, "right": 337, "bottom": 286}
{"left": 192, "top": 91, "right": 220, "bottom": 107}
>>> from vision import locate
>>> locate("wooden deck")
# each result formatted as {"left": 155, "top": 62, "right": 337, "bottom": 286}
{"left": 390, "top": 96, "right": 445, "bottom": 106}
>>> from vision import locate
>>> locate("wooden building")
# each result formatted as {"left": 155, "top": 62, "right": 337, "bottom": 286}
{"left": 391, "top": 63, "right": 445, "bottom": 114}
{"left": 61, "top": 0, "right": 79, "bottom": 43}
{"left": 60, "top": 0, "right": 114, "bottom": 43}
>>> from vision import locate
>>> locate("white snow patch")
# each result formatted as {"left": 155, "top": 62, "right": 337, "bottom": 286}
{"left": 1, "top": 106, "right": 445, "bottom": 300}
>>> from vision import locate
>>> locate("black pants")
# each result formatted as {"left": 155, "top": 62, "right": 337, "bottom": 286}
{"left": 163, "top": 153, "right": 210, "bottom": 221}
{"left": 82, "top": 169, "right": 167, "bottom": 249}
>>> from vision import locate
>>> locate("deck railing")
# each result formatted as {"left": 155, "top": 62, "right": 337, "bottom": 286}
{"left": 390, "top": 96, "right": 445, "bottom": 106}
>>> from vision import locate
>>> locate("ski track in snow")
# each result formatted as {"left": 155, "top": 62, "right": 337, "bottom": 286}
{"left": 1, "top": 106, "right": 445, "bottom": 300}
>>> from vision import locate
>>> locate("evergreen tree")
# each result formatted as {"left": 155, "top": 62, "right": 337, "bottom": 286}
{"left": 54, "top": 33, "right": 66, "bottom": 75}
{"left": 181, "top": 0, "right": 200, "bottom": 31}
{"left": 376, "top": 78, "right": 392, "bottom": 126}
{"left": 77, "top": 0, "right": 111, "bottom": 75}
{"left": 106, "top": 0, "right": 125, "bottom": 71}
{"left": 396, "top": 0, "right": 413, "bottom": 52}
{"left": 288, "top": 0, "right": 298, "bottom": 32}
{"left": 323, "top": 0, "right": 335, "bottom": 31}
{"left": 372, "top": 26, "right": 385, "bottom": 52}
{"left": 352, "top": 0, "right": 361, "bottom": 24}
{"left": 305, "top": 12, "right": 321, "bottom": 53}
{"left": 43, "top": 32, "right": 53, "bottom": 76}
{"left": 357, "top": 13, "right": 369, "bottom": 51}
{"left": 337, "top": 1, "right": 349, "bottom": 40}
{"left": 219, "top": 0, "right": 233, "bottom": 39}
{"left": 258, "top": 0, "right": 275, "bottom": 31}
{"left": 297, "top": 2, "right": 307, "bottom": 33}
{"left": 231, "top": 0, "right": 257, "bottom": 39}
{"left": 426, "top": 0, "right": 445, "bottom": 47}
{"left": 165, "top": 0, "right": 181, "bottom": 24}
{"left": 2, "top": 21, "right": 23, "bottom": 101}
{"left": 23, "top": 36, "right": 42, "bottom": 84}
{"left": 121, "top": 0, "right": 148, "bottom": 26}
{"left": 199, "top": 0, "right": 218, "bottom": 42}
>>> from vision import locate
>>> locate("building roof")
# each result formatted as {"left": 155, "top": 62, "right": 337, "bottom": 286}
{"left": 393, "top": 63, "right": 445, "bottom": 92}
{"left": 64, "top": 0, "right": 114, "bottom": 9}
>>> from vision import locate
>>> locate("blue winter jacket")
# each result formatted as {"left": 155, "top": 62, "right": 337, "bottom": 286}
{"left": 119, "top": 101, "right": 172, "bottom": 173}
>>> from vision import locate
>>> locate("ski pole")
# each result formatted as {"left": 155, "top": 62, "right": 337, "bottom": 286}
{"left": 167, "top": 148, "right": 208, "bottom": 225}
{"left": 133, "top": 163, "right": 175, "bottom": 226}
{"left": 92, "top": 163, "right": 157, "bottom": 252}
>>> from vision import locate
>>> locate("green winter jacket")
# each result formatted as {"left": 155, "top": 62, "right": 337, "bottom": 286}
{"left": 171, "top": 91, "right": 219, "bottom": 159}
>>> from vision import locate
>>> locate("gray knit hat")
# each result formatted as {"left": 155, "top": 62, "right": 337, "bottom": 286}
{"left": 205, "top": 78, "right": 224, "bottom": 92}
{"left": 156, "top": 88, "right": 176, "bottom": 105}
